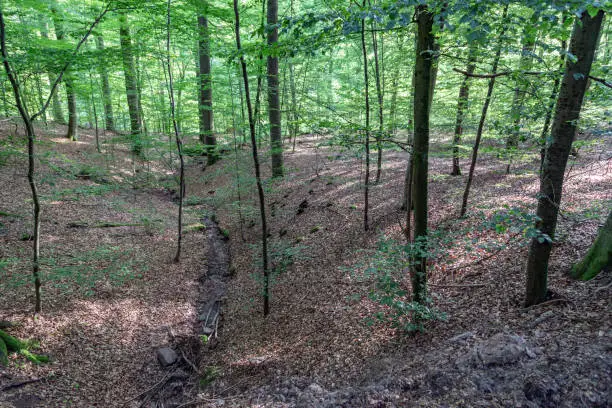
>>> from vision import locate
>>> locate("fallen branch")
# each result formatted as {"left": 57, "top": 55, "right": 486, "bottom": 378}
{"left": 0, "top": 377, "right": 43, "bottom": 392}
{"left": 523, "top": 298, "right": 575, "bottom": 311}
{"left": 429, "top": 283, "right": 487, "bottom": 288}
{"left": 123, "top": 370, "right": 174, "bottom": 406}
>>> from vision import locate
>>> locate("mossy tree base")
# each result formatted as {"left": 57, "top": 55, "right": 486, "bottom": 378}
{"left": 0, "top": 329, "right": 49, "bottom": 365}
{"left": 572, "top": 210, "right": 612, "bottom": 281}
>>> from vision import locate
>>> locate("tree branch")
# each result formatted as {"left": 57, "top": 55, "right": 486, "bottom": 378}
{"left": 31, "top": 2, "right": 111, "bottom": 121}
{"left": 589, "top": 75, "right": 612, "bottom": 89}
{"left": 452, "top": 67, "right": 545, "bottom": 79}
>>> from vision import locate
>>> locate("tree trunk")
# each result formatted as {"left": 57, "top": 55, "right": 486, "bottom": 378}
{"left": 540, "top": 39, "right": 567, "bottom": 173}
{"left": 412, "top": 5, "right": 435, "bottom": 305}
{"left": 360, "top": 2, "right": 370, "bottom": 232}
{"left": 267, "top": 0, "right": 283, "bottom": 177}
{"left": 0, "top": 12, "right": 42, "bottom": 312}
{"left": 233, "top": 0, "right": 270, "bottom": 316}
{"left": 506, "top": 25, "right": 537, "bottom": 173}
{"left": 371, "top": 23, "right": 384, "bottom": 183}
{"left": 95, "top": 35, "right": 115, "bottom": 132}
{"left": 198, "top": 12, "right": 216, "bottom": 164}
{"left": 40, "top": 22, "right": 65, "bottom": 125}
{"left": 451, "top": 44, "right": 477, "bottom": 176}
{"left": 460, "top": 4, "right": 509, "bottom": 217}
{"left": 119, "top": 13, "right": 143, "bottom": 157}
{"left": 51, "top": 9, "right": 78, "bottom": 140}
{"left": 572, "top": 210, "right": 612, "bottom": 280}
{"left": 525, "top": 10, "right": 604, "bottom": 306}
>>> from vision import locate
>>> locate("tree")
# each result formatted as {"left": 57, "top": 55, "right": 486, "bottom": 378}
{"left": 119, "top": 12, "right": 143, "bottom": 157}
{"left": 198, "top": 5, "right": 216, "bottom": 164}
{"left": 524, "top": 9, "right": 605, "bottom": 306}
{"left": 450, "top": 43, "right": 476, "bottom": 176}
{"left": 51, "top": 6, "right": 78, "bottom": 141}
{"left": 460, "top": 4, "right": 509, "bottom": 218}
{"left": 0, "top": 3, "right": 108, "bottom": 312}
{"left": 571, "top": 210, "right": 612, "bottom": 281}
{"left": 234, "top": 0, "right": 270, "bottom": 316}
{"left": 411, "top": 4, "right": 435, "bottom": 305}
{"left": 267, "top": 0, "right": 283, "bottom": 177}
{"left": 95, "top": 34, "right": 115, "bottom": 132}
{"left": 360, "top": 0, "right": 371, "bottom": 232}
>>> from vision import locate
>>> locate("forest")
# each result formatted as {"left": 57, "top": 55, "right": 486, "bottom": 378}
{"left": 0, "top": 0, "right": 610, "bottom": 406}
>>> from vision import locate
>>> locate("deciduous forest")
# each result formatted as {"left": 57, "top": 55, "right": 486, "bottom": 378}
{"left": 0, "top": 0, "right": 610, "bottom": 406}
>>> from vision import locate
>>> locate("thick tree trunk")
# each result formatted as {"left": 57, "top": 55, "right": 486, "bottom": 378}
{"left": 525, "top": 10, "right": 604, "bottom": 306}
{"left": 412, "top": 5, "right": 434, "bottom": 305}
{"left": 119, "top": 13, "right": 143, "bottom": 157}
{"left": 234, "top": 0, "right": 270, "bottom": 316}
{"left": 95, "top": 35, "right": 115, "bottom": 132}
{"left": 267, "top": 0, "right": 283, "bottom": 177}
{"left": 451, "top": 45, "right": 476, "bottom": 176}
{"left": 460, "top": 4, "right": 509, "bottom": 217}
{"left": 540, "top": 39, "right": 567, "bottom": 173}
{"left": 198, "top": 13, "right": 216, "bottom": 164}
{"left": 572, "top": 210, "right": 612, "bottom": 280}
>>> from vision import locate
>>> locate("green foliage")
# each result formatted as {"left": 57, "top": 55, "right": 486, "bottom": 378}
{"left": 349, "top": 236, "right": 446, "bottom": 333}
{"left": 199, "top": 366, "right": 220, "bottom": 387}
{"left": 44, "top": 183, "right": 119, "bottom": 202}
{"left": 0, "top": 246, "right": 146, "bottom": 297}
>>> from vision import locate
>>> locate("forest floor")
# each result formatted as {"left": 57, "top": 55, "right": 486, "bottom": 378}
{"left": 0, "top": 121, "right": 610, "bottom": 407}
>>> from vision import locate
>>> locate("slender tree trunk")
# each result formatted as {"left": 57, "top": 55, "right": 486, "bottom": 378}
{"left": 506, "top": 25, "right": 537, "bottom": 173}
{"left": 540, "top": 39, "right": 567, "bottom": 172}
{"left": 388, "top": 35, "right": 404, "bottom": 136}
{"left": 267, "top": 0, "right": 283, "bottom": 177}
{"left": 451, "top": 44, "right": 477, "bottom": 176}
{"left": 51, "top": 9, "right": 78, "bottom": 140}
{"left": 34, "top": 75, "right": 46, "bottom": 124}
{"left": 40, "top": 22, "right": 65, "bottom": 125}
{"left": 460, "top": 4, "right": 509, "bottom": 217}
{"left": 1, "top": 12, "right": 41, "bottom": 312}
{"left": 233, "top": 0, "right": 270, "bottom": 316}
{"left": 371, "top": 23, "right": 384, "bottom": 183}
{"left": 525, "top": 10, "right": 604, "bottom": 306}
{"left": 89, "top": 71, "right": 101, "bottom": 153}
{"left": 119, "top": 13, "right": 143, "bottom": 156}
{"left": 166, "top": 0, "right": 185, "bottom": 263}
{"left": 360, "top": 3, "right": 370, "bottom": 232}
{"left": 254, "top": 0, "right": 266, "bottom": 149}
{"left": 95, "top": 35, "right": 115, "bottom": 132}
{"left": 198, "top": 12, "right": 216, "bottom": 163}
{"left": 411, "top": 4, "right": 435, "bottom": 306}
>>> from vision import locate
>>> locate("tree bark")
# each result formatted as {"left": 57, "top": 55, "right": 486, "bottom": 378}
{"left": 267, "top": 0, "right": 283, "bottom": 177}
{"left": 371, "top": 23, "right": 384, "bottom": 183}
{"left": 119, "top": 13, "right": 143, "bottom": 157}
{"left": 460, "top": 4, "right": 509, "bottom": 217}
{"left": 198, "top": 12, "right": 216, "bottom": 164}
{"left": 571, "top": 210, "right": 612, "bottom": 280}
{"left": 51, "top": 9, "right": 77, "bottom": 141}
{"left": 525, "top": 10, "right": 604, "bottom": 306}
{"left": 233, "top": 0, "right": 270, "bottom": 316}
{"left": 95, "top": 35, "right": 115, "bottom": 132}
{"left": 540, "top": 39, "right": 567, "bottom": 173}
{"left": 412, "top": 5, "right": 435, "bottom": 305}
{"left": 360, "top": 2, "right": 370, "bottom": 232}
{"left": 451, "top": 44, "right": 477, "bottom": 176}
{"left": 40, "top": 22, "right": 65, "bottom": 125}
{"left": 506, "top": 25, "right": 537, "bottom": 173}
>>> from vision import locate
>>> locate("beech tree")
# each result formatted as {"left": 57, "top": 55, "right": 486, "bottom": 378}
{"left": 525, "top": 8, "right": 605, "bottom": 306}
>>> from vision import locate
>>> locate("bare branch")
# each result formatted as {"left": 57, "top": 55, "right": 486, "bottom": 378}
{"left": 589, "top": 75, "right": 612, "bottom": 89}
{"left": 452, "top": 67, "right": 545, "bottom": 79}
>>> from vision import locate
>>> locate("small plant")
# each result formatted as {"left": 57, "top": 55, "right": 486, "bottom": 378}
{"left": 199, "top": 366, "right": 220, "bottom": 387}
{"left": 220, "top": 228, "right": 230, "bottom": 239}
{"left": 199, "top": 334, "right": 209, "bottom": 345}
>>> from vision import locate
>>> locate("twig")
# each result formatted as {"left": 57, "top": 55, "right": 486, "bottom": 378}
{"left": 123, "top": 370, "right": 174, "bottom": 406}
{"left": 523, "top": 298, "right": 575, "bottom": 311}
{"left": 1, "top": 377, "right": 43, "bottom": 391}
{"left": 452, "top": 67, "right": 544, "bottom": 79}
{"left": 179, "top": 348, "right": 201, "bottom": 376}
{"left": 429, "top": 283, "right": 487, "bottom": 288}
